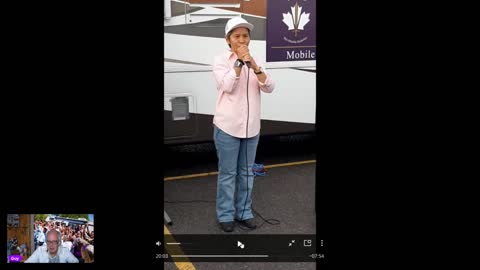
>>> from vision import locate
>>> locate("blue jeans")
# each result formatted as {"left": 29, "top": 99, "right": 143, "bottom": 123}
{"left": 213, "top": 126, "right": 259, "bottom": 223}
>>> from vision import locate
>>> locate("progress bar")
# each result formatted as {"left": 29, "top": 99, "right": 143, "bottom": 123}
{"left": 171, "top": 255, "right": 269, "bottom": 258}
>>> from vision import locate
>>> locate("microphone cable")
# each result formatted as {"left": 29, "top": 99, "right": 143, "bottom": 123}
{"left": 238, "top": 62, "right": 250, "bottom": 226}
{"left": 237, "top": 62, "right": 280, "bottom": 231}
{"left": 165, "top": 200, "right": 280, "bottom": 230}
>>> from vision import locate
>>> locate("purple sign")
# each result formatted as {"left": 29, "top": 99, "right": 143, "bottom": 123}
{"left": 9, "top": 255, "right": 22, "bottom": 263}
{"left": 267, "top": 0, "right": 316, "bottom": 62}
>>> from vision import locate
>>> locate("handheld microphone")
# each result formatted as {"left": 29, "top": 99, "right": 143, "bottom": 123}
{"left": 245, "top": 61, "right": 251, "bottom": 68}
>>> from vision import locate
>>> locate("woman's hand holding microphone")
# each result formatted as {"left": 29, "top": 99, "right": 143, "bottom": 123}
{"left": 237, "top": 45, "right": 258, "bottom": 70}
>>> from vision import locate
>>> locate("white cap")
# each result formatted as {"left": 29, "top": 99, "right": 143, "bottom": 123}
{"left": 225, "top": 17, "right": 254, "bottom": 37}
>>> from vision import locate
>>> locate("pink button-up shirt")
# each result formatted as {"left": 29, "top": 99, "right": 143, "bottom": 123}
{"left": 213, "top": 50, "right": 275, "bottom": 138}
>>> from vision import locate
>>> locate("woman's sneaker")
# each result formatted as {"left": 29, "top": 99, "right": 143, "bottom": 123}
{"left": 235, "top": 218, "right": 257, "bottom": 229}
{"left": 219, "top": 221, "right": 235, "bottom": 232}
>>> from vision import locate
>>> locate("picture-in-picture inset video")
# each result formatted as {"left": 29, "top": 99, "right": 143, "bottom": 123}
{"left": 6, "top": 214, "right": 94, "bottom": 263}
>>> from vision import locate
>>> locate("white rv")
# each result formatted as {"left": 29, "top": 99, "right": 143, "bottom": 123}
{"left": 164, "top": 0, "right": 316, "bottom": 145}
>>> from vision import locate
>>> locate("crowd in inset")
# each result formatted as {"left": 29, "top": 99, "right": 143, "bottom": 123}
{"left": 32, "top": 219, "right": 94, "bottom": 263}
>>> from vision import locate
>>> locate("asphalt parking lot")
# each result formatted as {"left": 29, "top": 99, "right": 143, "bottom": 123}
{"left": 164, "top": 160, "right": 316, "bottom": 270}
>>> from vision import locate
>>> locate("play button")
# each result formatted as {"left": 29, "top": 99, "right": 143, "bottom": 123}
{"left": 237, "top": 241, "right": 245, "bottom": 249}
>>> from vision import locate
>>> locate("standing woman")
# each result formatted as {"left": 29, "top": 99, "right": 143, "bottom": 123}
{"left": 212, "top": 17, "right": 275, "bottom": 232}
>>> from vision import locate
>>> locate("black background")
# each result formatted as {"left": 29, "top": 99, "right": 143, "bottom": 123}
{"left": 1, "top": 1, "right": 469, "bottom": 269}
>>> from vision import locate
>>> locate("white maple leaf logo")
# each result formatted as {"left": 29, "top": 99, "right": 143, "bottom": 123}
{"left": 282, "top": 1, "right": 310, "bottom": 37}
